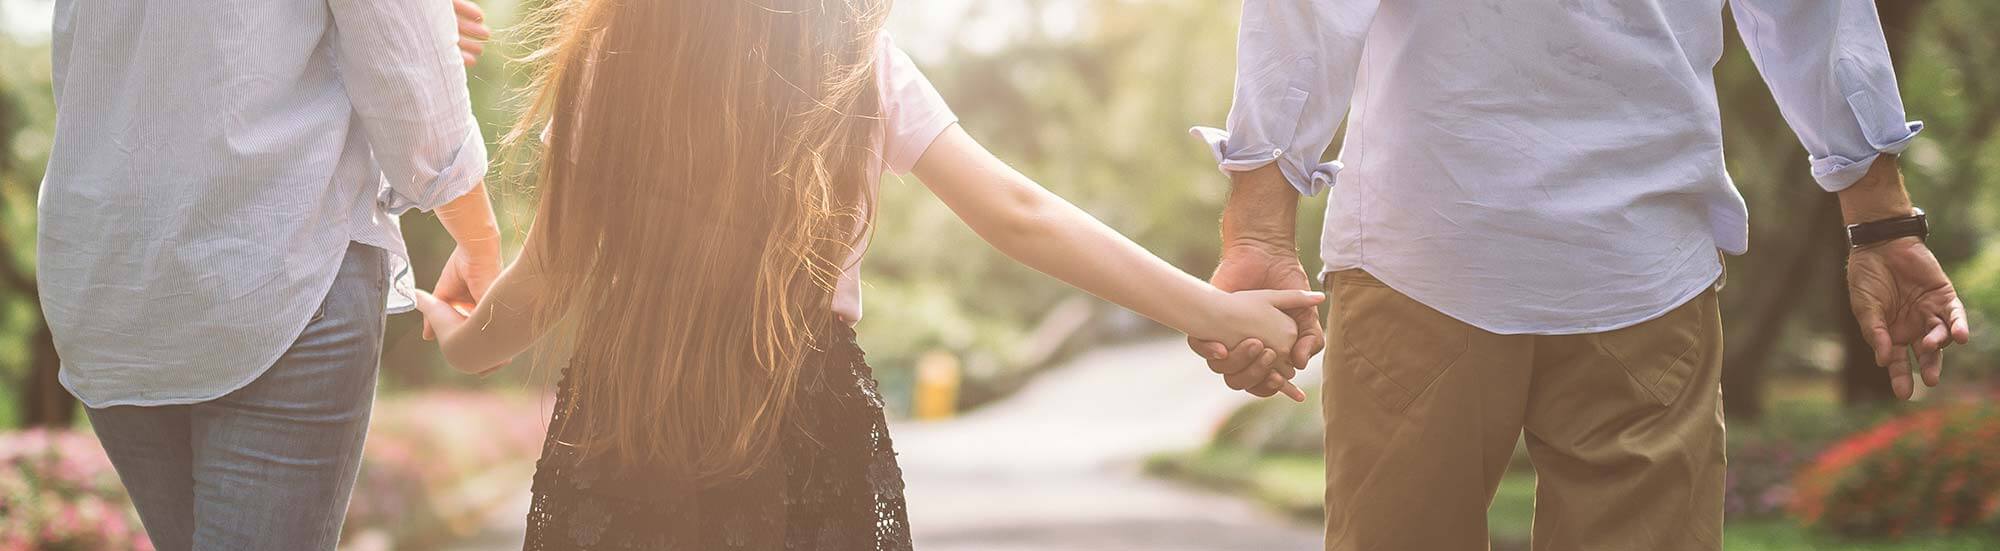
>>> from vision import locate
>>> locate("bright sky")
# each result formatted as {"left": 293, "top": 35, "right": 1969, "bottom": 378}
{"left": 0, "top": 0, "right": 49, "bottom": 40}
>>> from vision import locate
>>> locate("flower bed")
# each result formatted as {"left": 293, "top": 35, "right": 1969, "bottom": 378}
{"left": 1723, "top": 401, "right": 1888, "bottom": 520}
{"left": 343, "top": 390, "right": 548, "bottom": 548}
{"left": 1793, "top": 399, "right": 2000, "bottom": 538}
{"left": 0, "top": 429, "right": 152, "bottom": 551}
{"left": 0, "top": 390, "right": 548, "bottom": 550}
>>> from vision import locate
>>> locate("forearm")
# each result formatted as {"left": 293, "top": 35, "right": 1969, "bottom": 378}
{"left": 987, "top": 187, "right": 1233, "bottom": 336}
{"left": 1221, "top": 164, "right": 1301, "bottom": 256}
{"left": 440, "top": 249, "right": 553, "bottom": 372}
{"left": 1837, "top": 155, "right": 1916, "bottom": 226}
{"left": 914, "top": 128, "right": 1231, "bottom": 336}
{"left": 435, "top": 182, "right": 502, "bottom": 252}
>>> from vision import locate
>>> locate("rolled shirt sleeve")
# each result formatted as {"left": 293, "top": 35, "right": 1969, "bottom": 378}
{"left": 1190, "top": 0, "right": 1378, "bottom": 197}
{"left": 328, "top": 0, "right": 488, "bottom": 213}
{"left": 1731, "top": 0, "right": 1923, "bottom": 192}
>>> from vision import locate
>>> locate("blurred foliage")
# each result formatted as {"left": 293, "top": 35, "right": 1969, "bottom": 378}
{"left": 0, "top": 392, "right": 545, "bottom": 549}
{"left": 1728, "top": 399, "right": 1899, "bottom": 520}
{"left": 0, "top": 429, "right": 153, "bottom": 550}
{"left": 342, "top": 391, "right": 546, "bottom": 548}
{"left": 1793, "top": 397, "right": 2000, "bottom": 538}
{"left": 2, "top": 0, "right": 1997, "bottom": 424}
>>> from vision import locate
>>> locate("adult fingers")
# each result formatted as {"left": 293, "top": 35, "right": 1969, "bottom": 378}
{"left": 1949, "top": 298, "right": 1972, "bottom": 346}
{"left": 1886, "top": 343, "right": 1913, "bottom": 401}
{"left": 430, "top": 263, "right": 470, "bottom": 340}
{"left": 1224, "top": 348, "right": 1279, "bottom": 390}
{"left": 1208, "top": 339, "right": 1266, "bottom": 376}
{"left": 458, "top": 15, "right": 492, "bottom": 41}
{"left": 1286, "top": 294, "right": 1326, "bottom": 369}
{"left": 1863, "top": 320, "right": 1896, "bottom": 369}
{"left": 454, "top": 0, "right": 486, "bottom": 24}
{"left": 1288, "top": 332, "right": 1322, "bottom": 372}
{"left": 459, "top": 38, "right": 486, "bottom": 59}
{"left": 1918, "top": 320, "right": 1948, "bottom": 388}
{"left": 1188, "top": 337, "right": 1230, "bottom": 362}
{"left": 1248, "top": 372, "right": 1285, "bottom": 398}
{"left": 412, "top": 290, "right": 467, "bottom": 336}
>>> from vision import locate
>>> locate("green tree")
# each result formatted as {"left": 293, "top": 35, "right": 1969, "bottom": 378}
{"left": 0, "top": 33, "right": 69, "bottom": 428}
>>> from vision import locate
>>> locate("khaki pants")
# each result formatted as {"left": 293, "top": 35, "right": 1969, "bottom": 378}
{"left": 1321, "top": 269, "right": 1725, "bottom": 551}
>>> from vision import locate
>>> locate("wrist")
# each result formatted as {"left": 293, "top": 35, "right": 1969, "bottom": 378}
{"left": 1851, "top": 235, "right": 1925, "bottom": 255}
{"left": 1838, "top": 155, "right": 1914, "bottom": 225}
{"left": 1172, "top": 285, "right": 1239, "bottom": 339}
{"left": 1221, "top": 165, "right": 1300, "bottom": 254}
{"left": 1223, "top": 236, "right": 1296, "bottom": 261}
{"left": 454, "top": 231, "right": 504, "bottom": 256}
{"left": 438, "top": 183, "right": 502, "bottom": 243}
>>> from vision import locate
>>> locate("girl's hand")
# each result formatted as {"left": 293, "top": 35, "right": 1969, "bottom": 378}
{"left": 413, "top": 289, "right": 506, "bottom": 374}
{"left": 1193, "top": 290, "right": 1326, "bottom": 401}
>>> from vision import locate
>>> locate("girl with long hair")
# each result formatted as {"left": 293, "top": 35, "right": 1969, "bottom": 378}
{"left": 413, "top": 0, "right": 1318, "bottom": 549}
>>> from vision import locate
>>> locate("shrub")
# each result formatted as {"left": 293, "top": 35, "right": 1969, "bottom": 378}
{"left": 0, "top": 391, "right": 545, "bottom": 550}
{"left": 1209, "top": 388, "right": 1323, "bottom": 457}
{"left": 1792, "top": 400, "right": 2000, "bottom": 538}
{"left": 1724, "top": 401, "right": 1890, "bottom": 520}
{"left": 0, "top": 429, "right": 153, "bottom": 551}
{"left": 343, "top": 391, "right": 547, "bottom": 547}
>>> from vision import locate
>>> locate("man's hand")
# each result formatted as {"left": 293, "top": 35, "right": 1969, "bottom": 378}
{"left": 426, "top": 182, "right": 503, "bottom": 340}
{"left": 1186, "top": 164, "right": 1324, "bottom": 401}
{"left": 1190, "top": 242, "right": 1325, "bottom": 400}
{"left": 454, "top": 0, "right": 491, "bottom": 67}
{"left": 1839, "top": 155, "right": 1973, "bottom": 400}
{"left": 1848, "top": 237, "right": 1970, "bottom": 400}
{"left": 424, "top": 243, "right": 502, "bottom": 340}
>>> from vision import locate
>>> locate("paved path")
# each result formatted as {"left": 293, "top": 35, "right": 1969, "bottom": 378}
{"left": 448, "top": 337, "right": 1322, "bottom": 550}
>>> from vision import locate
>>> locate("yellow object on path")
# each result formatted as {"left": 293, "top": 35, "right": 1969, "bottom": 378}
{"left": 914, "top": 350, "right": 961, "bottom": 420}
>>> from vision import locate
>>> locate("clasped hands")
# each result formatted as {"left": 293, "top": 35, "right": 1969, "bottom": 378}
{"left": 1188, "top": 242, "right": 1325, "bottom": 403}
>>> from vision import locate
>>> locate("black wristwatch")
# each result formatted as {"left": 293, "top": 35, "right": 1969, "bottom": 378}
{"left": 1846, "top": 207, "right": 1928, "bottom": 249}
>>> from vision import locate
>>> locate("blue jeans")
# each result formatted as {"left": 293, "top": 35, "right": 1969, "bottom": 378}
{"left": 86, "top": 243, "right": 387, "bottom": 551}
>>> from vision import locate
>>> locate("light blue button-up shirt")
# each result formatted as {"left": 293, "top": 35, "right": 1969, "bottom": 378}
{"left": 1195, "top": 0, "right": 1921, "bottom": 334}
{"left": 40, "top": 0, "right": 486, "bottom": 406}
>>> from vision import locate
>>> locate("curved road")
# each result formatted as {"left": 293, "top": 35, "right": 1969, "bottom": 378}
{"left": 448, "top": 337, "right": 1322, "bottom": 550}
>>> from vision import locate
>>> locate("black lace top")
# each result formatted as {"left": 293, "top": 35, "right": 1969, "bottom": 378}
{"left": 524, "top": 325, "right": 914, "bottom": 550}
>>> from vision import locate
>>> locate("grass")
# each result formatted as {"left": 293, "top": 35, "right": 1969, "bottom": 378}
{"left": 1148, "top": 446, "right": 2000, "bottom": 551}
{"left": 1145, "top": 445, "right": 1325, "bottom": 520}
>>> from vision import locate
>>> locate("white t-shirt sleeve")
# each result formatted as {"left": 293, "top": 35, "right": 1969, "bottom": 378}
{"left": 875, "top": 34, "right": 958, "bottom": 176}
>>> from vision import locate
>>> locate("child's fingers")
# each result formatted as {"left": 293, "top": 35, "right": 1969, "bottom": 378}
{"left": 412, "top": 290, "right": 468, "bottom": 335}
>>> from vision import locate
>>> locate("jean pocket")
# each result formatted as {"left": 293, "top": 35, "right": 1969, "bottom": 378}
{"left": 1334, "top": 274, "right": 1470, "bottom": 412}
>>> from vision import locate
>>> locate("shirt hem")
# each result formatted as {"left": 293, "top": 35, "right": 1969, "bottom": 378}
{"left": 61, "top": 243, "right": 356, "bottom": 409}
{"left": 1322, "top": 258, "right": 1725, "bottom": 336}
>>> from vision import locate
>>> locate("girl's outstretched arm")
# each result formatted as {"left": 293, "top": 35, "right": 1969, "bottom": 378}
{"left": 911, "top": 125, "right": 1317, "bottom": 400}
{"left": 413, "top": 229, "right": 560, "bottom": 374}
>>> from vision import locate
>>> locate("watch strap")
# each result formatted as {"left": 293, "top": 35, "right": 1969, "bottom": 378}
{"left": 1846, "top": 207, "right": 1928, "bottom": 248}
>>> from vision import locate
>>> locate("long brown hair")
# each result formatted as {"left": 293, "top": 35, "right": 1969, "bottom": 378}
{"left": 508, "top": 0, "right": 888, "bottom": 483}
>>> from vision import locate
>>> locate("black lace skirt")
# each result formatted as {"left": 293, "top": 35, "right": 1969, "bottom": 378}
{"left": 523, "top": 325, "right": 914, "bottom": 550}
